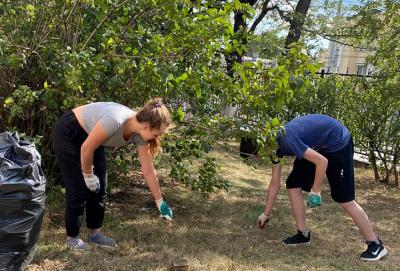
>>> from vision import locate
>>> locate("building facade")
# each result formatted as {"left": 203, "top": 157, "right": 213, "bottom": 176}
{"left": 324, "top": 40, "right": 373, "bottom": 76}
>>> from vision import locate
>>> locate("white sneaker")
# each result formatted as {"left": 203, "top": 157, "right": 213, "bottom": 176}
{"left": 66, "top": 237, "right": 88, "bottom": 250}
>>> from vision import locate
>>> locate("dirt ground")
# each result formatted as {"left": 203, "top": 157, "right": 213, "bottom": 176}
{"left": 27, "top": 146, "right": 400, "bottom": 271}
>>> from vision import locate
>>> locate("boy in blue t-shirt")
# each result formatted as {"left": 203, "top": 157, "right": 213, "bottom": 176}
{"left": 257, "top": 114, "right": 387, "bottom": 261}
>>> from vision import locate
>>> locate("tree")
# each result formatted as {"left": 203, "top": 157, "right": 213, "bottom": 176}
{"left": 283, "top": 0, "right": 312, "bottom": 47}
{"left": 0, "top": 0, "right": 317, "bottom": 195}
{"left": 224, "top": 0, "right": 314, "bottom": 75}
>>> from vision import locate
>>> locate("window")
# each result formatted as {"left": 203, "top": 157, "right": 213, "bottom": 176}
{"left": 332, "top": 48, "right": 339, "bottom": 68}
{"left": 356, "top": 63, "right": 367, "bottom": 76}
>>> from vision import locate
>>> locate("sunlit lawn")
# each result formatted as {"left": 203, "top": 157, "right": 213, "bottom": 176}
{"left": 28, "top": 143, "right": 400, "bottom": 271}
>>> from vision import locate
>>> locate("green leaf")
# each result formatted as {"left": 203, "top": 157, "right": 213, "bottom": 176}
{"left": 271, "top": 117, "right": 279, "bottom": 127}
{"left": 195, "top": 85, "right": 202, "bottom": 98}
{"left": 107, "top": 38, "right": 114, "bottom": 45}
{"left": 4, "top": 97, "right": 13, "bottom": 106}
{"left": 307, "top": 64, "right": 317, "bottom": 74}
{"left": 176, "top": 72, "right": 188, "bottom": 83}
{"left": 26, "top": 4, "right": 35, "bottom": 12}
{"left": 176, "top": 107, "right": 185, "bottom": 122}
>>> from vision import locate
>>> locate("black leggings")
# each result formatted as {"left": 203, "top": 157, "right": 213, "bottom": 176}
{"left": 52, "top": 111, "right": 107, "bottom": 237}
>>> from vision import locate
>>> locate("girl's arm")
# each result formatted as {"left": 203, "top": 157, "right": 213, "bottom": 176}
{"left": 137, "top": 144, "right": 162, "bottom": 201}
{"left": 80, "top": 122, "right": 108, "bottom": 174}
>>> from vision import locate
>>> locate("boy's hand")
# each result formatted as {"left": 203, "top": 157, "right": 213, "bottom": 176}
{"left": 258, "top": 212, "right": 270, "bottom": 228}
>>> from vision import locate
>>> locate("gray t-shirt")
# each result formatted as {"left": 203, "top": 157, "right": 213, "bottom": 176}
{"left": 81, "top": 102, "right": 147, "bottom": 147}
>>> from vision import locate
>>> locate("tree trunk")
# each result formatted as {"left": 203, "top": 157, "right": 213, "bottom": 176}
{"left": 284, "top": 0, "right": 312, "bottom": 48}
{"left": 370, "top": 154, "right": 380, "bottom": 181}
{"left": 226, "top": 0, "right": 258, "bottom": 76}
{"left": 368, "top": 141, "right": 380, "bottom": 181}
{"left": 391, "top": 146, "right": 399, "bottom": 186}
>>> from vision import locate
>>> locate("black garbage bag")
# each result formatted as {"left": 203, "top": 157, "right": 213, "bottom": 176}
{"left": 240, "top": 137, "right": 258, "bottom": 159}
{"left": 0, "top": 132, "right": 46, "bottom": 271}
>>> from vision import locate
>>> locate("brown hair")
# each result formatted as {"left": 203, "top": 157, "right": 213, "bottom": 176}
{"left": 136, "top": 97, "right": 171, "bottom": 155}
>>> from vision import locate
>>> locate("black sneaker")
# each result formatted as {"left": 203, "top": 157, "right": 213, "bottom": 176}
{"left": 360, "top": 239, "right": 388, "bottom": 261}
{"left": 282, "top": 230, "right": 311, "bottom": 246}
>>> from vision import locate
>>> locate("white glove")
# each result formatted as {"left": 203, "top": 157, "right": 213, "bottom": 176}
{"left": 82, "top": 172, "right": 100, "bottom": 193}
{"left": 258, "top": 212, "right": 270, "bottom": 228}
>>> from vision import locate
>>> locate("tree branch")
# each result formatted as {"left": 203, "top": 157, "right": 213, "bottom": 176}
{"left": 249, "top": 1, "right": 276, "bottom": 33}
{"left": 275, "top": 5, "right": 290, "bottom": 23}
{"left": 308, "top": 29, "right": 370, "bottom": 50}
{"left": 121, "top": 8, "right": 150, "bottom": 40}
{"left": 82, "top": 0, "right": 130, "bottom": 50}
{"left": 34, "top": 1, "right": 78, "bottom": 51}
{"left": 0, "top": 77, "right": 16, "bottom": 88}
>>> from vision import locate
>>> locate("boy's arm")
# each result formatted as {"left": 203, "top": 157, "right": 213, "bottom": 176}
{"left": 259, "top": 163, "right": 281, "bottom": 227}
{"left": 303, "top": 147, "right": 328, "bottom": 193}
{"left": 263, "top": 163, "right": 282, "bottom": 215}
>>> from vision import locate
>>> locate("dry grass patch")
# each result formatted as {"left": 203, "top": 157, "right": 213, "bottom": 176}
{"left": 28, "top": 143, "right": 400, "bottom": 270}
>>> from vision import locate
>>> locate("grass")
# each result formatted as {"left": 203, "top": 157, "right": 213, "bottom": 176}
{"left": 27, "top": 143, "right": 400, "bottom": 271}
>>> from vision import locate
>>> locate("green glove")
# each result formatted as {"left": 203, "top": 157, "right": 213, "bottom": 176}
{"left": 156, "top": 199, "right": 173, "bottom": 220}
{"left": 307, "top": 190, "right": 322, "bottom": 208}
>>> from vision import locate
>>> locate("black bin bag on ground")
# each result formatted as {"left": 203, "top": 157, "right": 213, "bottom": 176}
{"left": 240, "top": 137, "right": 258, "bottom": 159}
{"left": 0, "top": 132, "right": 46, "bottom": 271}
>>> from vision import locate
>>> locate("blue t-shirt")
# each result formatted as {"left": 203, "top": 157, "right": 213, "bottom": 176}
{"left": 276, "top": 114, "right": 351, "bottom": 159}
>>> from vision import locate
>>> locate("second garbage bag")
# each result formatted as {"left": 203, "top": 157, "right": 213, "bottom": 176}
{"left": 0, "top": 132, "right": 46, "bottom": 271}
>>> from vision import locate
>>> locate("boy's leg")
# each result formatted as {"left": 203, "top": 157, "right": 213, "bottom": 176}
{"left": 283, "top": 159, "right": 314, "bottom": 246}
{"left": 282, "top": 188, "right": 310, "bottom": 246}
{"left": 327, "top": 138, "right": 387, "bottom": 260}
{"left": 325, "top": 138, "right": 374, "bottom": 239}
{"left": 288, "top": 188, "right": 307, "bottom": 231}
{"left": 340, "top": 200, "right": 376, "bottom": 241}
{"left": 286, "top": 158, "right": 315, "bottom": 232}
{"left": 341, "top": 201, "right": 387, "bottom": 261}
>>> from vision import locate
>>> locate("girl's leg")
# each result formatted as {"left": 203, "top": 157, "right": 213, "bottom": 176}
{"left": 86, "top": 146, "right": 107, "bottom": 233}
{"left": 85, "top": 146, "right": 117, "bottom": 247}
{"left": 52, "top": 111, "right": 90, "bottom": 249}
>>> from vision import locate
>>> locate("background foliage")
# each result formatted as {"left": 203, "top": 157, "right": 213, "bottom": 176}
{"left": 1, "top": 0, "right": 399, "bottom": 194}
{"left": 0, "top": 0, "right": 316, "bottom": 194}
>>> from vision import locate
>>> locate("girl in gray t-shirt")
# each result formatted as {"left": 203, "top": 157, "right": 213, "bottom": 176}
{"left": 52, "top": 98, "right": 172, "bottom": 250}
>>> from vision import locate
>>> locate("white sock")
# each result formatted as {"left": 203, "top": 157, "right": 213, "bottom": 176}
{"left": 301, "top": 230, "right": 310, "bottom": 237}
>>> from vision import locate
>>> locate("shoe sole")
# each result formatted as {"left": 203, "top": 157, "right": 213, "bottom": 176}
{"left": 65, "top": 244, "right": 88, "bottom": 251}
{"left": 282, "top": 241, "right": 311, "bottom": 247}
{"left": 88, "top": 241, "right": 118, "bottom": 249}
{"left": 360, "top": 248, "right": 388, "bottom": 261}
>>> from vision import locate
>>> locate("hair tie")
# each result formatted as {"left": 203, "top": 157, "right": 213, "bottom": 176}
{"left": 154, "top": 101, "right": 162, "bottom": 108}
